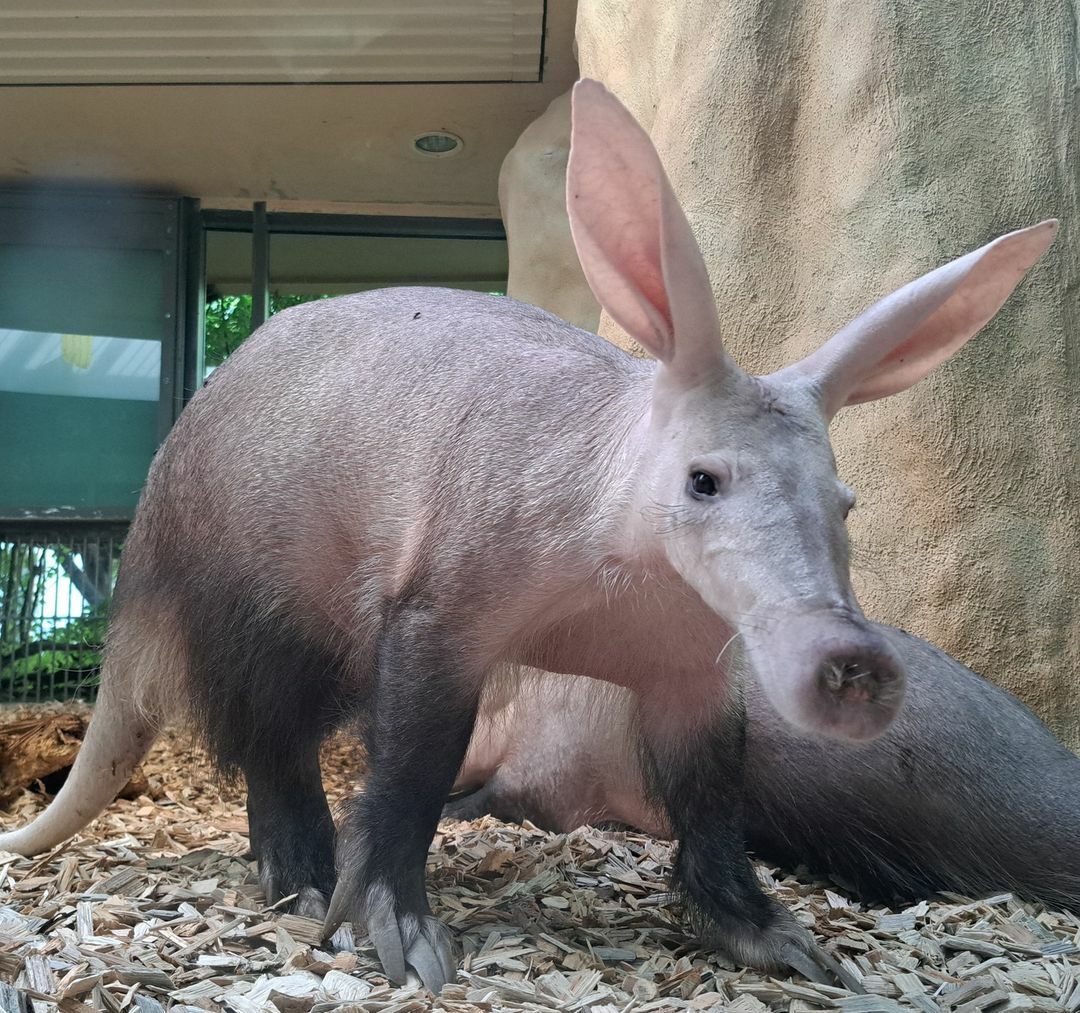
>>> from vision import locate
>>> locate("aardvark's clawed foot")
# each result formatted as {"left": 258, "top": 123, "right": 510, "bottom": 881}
{"left": 323, "top": 877, "right": 455, "bottom": 993}
{"left": 713, "top": 901, "right": 864, "bottom": 993}
{"left": 258, "top": 860, "right": 333, "bottom": 921}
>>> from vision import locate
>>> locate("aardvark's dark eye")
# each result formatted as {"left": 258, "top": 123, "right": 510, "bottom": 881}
{"left": 689, "top": 471, "right": 720, "bottom": 499}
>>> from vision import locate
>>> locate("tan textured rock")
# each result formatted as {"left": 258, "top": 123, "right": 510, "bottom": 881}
{"left": 500, "top": 90, "right": 601, "bottom": 333}
{"left": 499, "top": 3, "right": 1079, "bottom": 745}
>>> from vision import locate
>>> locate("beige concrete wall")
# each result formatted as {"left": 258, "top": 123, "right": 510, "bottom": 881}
{"left": 502, "top": 2, "right": 1080, "bottom": 746}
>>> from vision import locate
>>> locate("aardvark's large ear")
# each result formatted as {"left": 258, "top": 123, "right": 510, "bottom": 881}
{"left": 566, "top": 79, "right": 732, "bottom": 384}
{"left": 773, "top": 221, "right": 1058, "bottom": 417}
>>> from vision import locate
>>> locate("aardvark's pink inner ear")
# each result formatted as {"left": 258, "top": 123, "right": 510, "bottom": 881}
{"left": 566, "top": 79, "right": 729, "bottom": 382}
{"left": 774, "top": 220, "right": 1058, "bottom": 417}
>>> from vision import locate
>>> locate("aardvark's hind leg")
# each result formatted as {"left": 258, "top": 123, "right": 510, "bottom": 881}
{"left": 244, "top": 734, "right": 336, "bottom": 919}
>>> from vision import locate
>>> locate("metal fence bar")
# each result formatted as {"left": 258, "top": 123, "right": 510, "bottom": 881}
{"left": 0, "top": 524, "right": 126, "bottom": 704}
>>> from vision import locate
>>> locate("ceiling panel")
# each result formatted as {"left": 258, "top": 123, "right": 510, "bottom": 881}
{"left": 0, "top": 0, "right": 578, "bottom": 211}
{"left": 0, "top": 1, "right": 544, "bottom": 84}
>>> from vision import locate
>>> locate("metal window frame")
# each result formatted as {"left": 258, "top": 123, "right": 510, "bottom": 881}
{"left": 200, "top": 208, "right": 507, "bottom": 240}
{"left": 201, "top": 208, "right": 507, "bottom": 353}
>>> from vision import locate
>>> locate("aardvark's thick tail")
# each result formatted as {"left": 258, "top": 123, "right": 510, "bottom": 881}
{"left": 0, "top": 619, "right": 176, "bottom": 855}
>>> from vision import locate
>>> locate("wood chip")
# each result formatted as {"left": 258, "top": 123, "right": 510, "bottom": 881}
{"left": 0, "top": 983, "right": 29, "bottom": 1013}
{"left": 1, "top": 709, "right": 1078, "bottom": 1013}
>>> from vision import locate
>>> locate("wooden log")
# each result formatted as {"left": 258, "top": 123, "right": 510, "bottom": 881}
{"left": 0, "top": 712, "right": 148, "bottom": 806}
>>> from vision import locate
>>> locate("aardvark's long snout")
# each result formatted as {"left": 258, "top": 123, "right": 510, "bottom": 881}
{"left": 743, "top": 609, "right": 907, "bottom": 741}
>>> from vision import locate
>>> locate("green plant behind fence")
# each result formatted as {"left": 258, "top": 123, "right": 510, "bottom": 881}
{"left": 0, "top": 532, "right": 120, "bottom": 703}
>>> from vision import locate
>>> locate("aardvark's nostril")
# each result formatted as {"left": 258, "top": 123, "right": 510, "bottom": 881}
{"left": 818, "top": 658, "right": 880, "bottom": 703}
{"left": 741, "top": 610, "right": 907, "bottom": 741}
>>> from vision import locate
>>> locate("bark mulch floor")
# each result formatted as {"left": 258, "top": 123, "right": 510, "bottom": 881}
{"left": 0, "top": 706, "right": 1077, "bottom": 1013}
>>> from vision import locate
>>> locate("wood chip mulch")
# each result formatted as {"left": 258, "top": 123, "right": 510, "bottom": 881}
{"left": 0, "top": 705, "right": 1077, "bottom": 1013}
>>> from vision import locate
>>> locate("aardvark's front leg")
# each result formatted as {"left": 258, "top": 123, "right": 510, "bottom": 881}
{"left": 637, "top": 682, "right": 859, "bottom": 989}
{"left": 324, "top": 603, "right": 480, "bottom": 992}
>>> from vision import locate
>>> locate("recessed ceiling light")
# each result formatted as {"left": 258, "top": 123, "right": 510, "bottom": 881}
{"left": 413, "top": 132, "right": 463, "bottom": 157}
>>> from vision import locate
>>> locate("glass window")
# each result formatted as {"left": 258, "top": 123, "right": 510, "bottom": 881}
{"left": 0, "top": 243, "right": 165, "bottom": 518}
{"left": 202, "top": 226, "right": 508, "bottom": 382}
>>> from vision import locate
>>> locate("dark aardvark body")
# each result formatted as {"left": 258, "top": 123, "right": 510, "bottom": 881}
{"left": 0, "top": 82, "right": 1059, "bottom": 993}
{"left": 450, "top": 630, "right": 1080, "bottom": 913}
